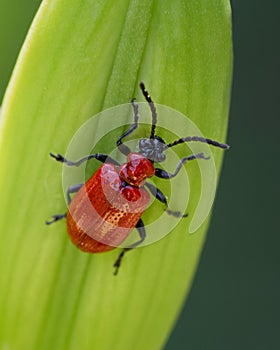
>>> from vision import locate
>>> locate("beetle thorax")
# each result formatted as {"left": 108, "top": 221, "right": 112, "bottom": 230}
{"left": 119, "top": 153, "right": 155, "bottom": 187}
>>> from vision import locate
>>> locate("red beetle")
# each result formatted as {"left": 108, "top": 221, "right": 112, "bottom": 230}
{"left": 47, "top": 82, "right": 229, "bottom": 274}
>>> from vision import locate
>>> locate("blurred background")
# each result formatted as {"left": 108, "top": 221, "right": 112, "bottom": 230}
{"left": 0, "top": 1, "right": 279, "bottom": 349}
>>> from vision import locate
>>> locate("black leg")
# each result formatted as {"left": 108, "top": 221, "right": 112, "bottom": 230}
{"left": 113, "top": 218, "right": 146, "bottom": 275}
{"left": 46, "top": 213, "right": 67, "bottom": 225}
{"left": 139, "top": 82, "right": 157, "bottom": 139}
{"left": 50, "top": 153, "right": 119, "bottom": 166}
{"left": 145, "top": 182, "right": 188, "bottom": 218}
{"left": 66, "top": 183, "right": 83, "bottom": 204}
{"left": 155, "top": 152, "right": 210, "bottom": 179}
{"left": 116, "top": 98, "right": 140, "bottom": 156}
{"left": 167, "top": 136, "right": 229, "bottom": 150}
{"left": 46, "top": 183, "right": 83, "bottom": 225}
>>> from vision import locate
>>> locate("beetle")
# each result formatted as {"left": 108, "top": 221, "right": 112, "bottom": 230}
{"left": 46, "top": 82, "right": 229, "bottom": 275}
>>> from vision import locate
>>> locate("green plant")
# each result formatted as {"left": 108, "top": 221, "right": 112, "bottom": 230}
{"left": 0, "top": 1, "right": 232, "bottom": 349}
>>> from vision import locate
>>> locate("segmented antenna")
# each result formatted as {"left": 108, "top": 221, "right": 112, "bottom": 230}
{"left": 139, "top": 82, "right": 157, "bottom": 139}
{"left": 167, "top": 136, "right": 230, "bottom": 149}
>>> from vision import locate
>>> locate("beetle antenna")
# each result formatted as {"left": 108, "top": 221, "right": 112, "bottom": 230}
{"left": 167, "top": 136, "right": 230, "bottom": 149}
{"left": 139, "top": 82, "right": 157, "bottom": 139}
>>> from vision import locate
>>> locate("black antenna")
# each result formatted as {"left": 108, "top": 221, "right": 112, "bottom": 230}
{"left": 139, "top": 82, "right": 157, "bottom": 139}
{"left": 167, "top": 136, "right": 230, "bottom": 149}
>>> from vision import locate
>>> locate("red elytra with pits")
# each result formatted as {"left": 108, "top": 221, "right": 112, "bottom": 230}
{"left": 66, "top": 153, "right": 155, "bottom": 253}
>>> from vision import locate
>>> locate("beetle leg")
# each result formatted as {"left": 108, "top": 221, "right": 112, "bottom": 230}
{"left": 155, "top": 153, "right": 210, "bottom": 179}
{"left": 66, "top": 183, "right": 83, "bottom": 204}
{"left": 113, "top": 219, "right": 146, "bottom": 275}
{"left": 167, "top": 136, "right": 229, "bottom": 150}
{"left": 145, "top": 182, "right": 188, "bottom": 218}
{"left": 46, "top": 183, "right": 83, "bottom": 225}
{"left": 49, "top": 153, "right": 119, "bottom": 166}
{"left": 116, "top": 98, "right": 140, "bottom": 156}
{"left": 46, "top": 213, "right": 67, "bottom": 225}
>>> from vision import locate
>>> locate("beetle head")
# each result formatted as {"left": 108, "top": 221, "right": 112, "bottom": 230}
{"left": 138, "top": 135, "right": 167, "bottom": 163}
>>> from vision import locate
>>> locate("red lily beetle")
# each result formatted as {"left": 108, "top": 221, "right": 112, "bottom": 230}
{"left": 46, "top": 82, "right": 229, "bottom": 274}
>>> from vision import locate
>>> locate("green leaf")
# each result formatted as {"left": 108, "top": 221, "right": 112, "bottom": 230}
{"left": 0, "top": 1, "right": 232, "bottom": 349}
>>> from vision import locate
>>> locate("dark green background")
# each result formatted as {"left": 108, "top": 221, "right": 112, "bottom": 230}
{"left": 0, "top": 1, "right": 279, "bottom": 349}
